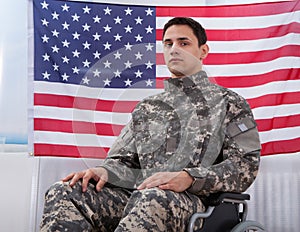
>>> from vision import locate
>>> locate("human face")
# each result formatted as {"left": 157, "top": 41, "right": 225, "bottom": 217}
{"left": 163, "top": 25, "right": 209, "bottom": 78}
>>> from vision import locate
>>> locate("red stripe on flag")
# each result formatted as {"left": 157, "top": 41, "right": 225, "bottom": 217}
{"left": 156, "top": 2, "right": 300, "bottom": 18}
{"left": 261, "top": 137, "right": 300, "bottom": 156}
{"left": 247, "top": 92, "right": 300, "bottom": 109}
{"left": 34, "top": 144, "right": 109, "bottom": 158}
{"left": 156, "top": 22, "right": 300, "bottom": 42}
{"left": 209, "top": 68, "right": 300, "bottom": 88}
{"left": 256, "top": 114, "right": 300, "bottom": 132}
{"left": 156, "top": 77, "right": 168, "bottom": 88}
{"left": 34, "top": 93, "right": 138, "bottom": 113}
{"left": 157, "top": 69, "right": 300, "bottom": 89}
{"left": 34, "top": 118, "right": 124, "bottom": 136}
{"left": 156, "top": 45, "right": 300, "bottom": 65}
{"left": 206, "top": 22, "right": 300, "bottom": 41}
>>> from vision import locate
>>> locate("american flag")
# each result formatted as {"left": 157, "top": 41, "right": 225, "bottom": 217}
{"left": 30, "top": 0, "right": 300, "bottom": 158}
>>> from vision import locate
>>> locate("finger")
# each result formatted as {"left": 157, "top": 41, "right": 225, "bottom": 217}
{"left": 62, "top": 172, "right": 75, "bottom": 182}
{"left": 69, "top": 172, "right": 85, "bottom": 187}
{"left": 146, "top": 179, "right": 164, "bottom": 189}
{"left": 137, "top": 176, "right": 153, "bottom": 190}
{"left": 81, "top": 171, "right": 94, "bottom": 192}
{"left": 95, "top": 178, "right": 107, "bottom": 192}
{"left": 158, "top": 183, "right": 172, "bottom": 190}
{"left": 137, "top": 182, "right": 146, "bottom": 190}
{"left": 137, "top": 173, "right": 164, "bottom": 190}
{"left": 138, "top": 178, "right": 164, "bottom": 190}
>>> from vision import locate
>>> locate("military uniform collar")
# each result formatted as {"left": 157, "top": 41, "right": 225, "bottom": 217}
{"left": 164, "top": 70, "right": 210, "bottom": 92}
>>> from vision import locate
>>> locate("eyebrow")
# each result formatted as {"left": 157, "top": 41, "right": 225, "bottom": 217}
{"left": 163, "top": 37, "right": 191, "bottom": 43}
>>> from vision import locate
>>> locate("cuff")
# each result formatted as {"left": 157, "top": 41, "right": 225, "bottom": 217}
{"left": 183, "top": 169, "right": 206, "bottom": 194}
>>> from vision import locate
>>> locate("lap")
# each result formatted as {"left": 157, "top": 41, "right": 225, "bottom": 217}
{"left": 43, "top": 182, "right": 203, "bottom": 231}
{"left": 46, "top": 180, "right": 131, "bottom": 210}
{"left": 117, "top": 188, "right": 204, "bottom": 232}
{"left": 42, "top": 181, "right": 132, "bottom": 231}
{"left": 129, "top": 188, "right": 203, "bottom": 211}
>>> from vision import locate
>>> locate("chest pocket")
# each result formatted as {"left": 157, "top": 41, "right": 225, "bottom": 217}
{"left": 108, "top": 123, "right": 136, "bottom": 155}
{"left": 134, "top": 121, "right": 167, "bottom": 154}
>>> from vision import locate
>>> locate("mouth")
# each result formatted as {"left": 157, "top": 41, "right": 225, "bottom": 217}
{"left": 169, "top": 58, "right": 183, "bottom": 63}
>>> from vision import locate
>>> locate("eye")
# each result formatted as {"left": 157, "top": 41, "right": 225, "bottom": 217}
{"left": 180, "top": 42, "right": 188, "bottom": 46}
{"left": 163, "top": 42, "right": 173, "bottom": 48}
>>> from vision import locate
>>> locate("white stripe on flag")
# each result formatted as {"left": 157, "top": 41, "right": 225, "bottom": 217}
{"left": 34, "top": 131, "right": 117, "bottom": 147}
{"left": 252, "top": 103, "right": 300, "bottom": 120}
{"left": 34, "top": 106, "right": 131, "bottom": 125}
{"left": 157, "top": 57, "right": 300, "bottom": 77}
{"left": 156, "top": 33, "right": 300, "bottom": 53}
{"left": 231, "top": 80, "right": 300, "bottom": 99}
{"left": 259, "top": 126, "right": 300, "bottom": 143}
{"left": 34, "top": 81, "right": 162, "bottom": 100}
{"left": 156, "top": 10, "right": 300, "bottom": 30}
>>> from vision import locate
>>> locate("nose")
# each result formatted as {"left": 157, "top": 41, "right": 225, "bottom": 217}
{"left": 170, "top": 44, "right": 180, "bottom": 55}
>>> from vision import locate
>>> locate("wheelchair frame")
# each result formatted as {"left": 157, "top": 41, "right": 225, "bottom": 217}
{"left": 187, "top": 193, "right": 265, "bottom": 232}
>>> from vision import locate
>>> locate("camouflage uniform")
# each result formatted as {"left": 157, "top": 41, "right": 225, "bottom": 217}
{"left": 40, "top": 70, "right": 261, "bottom": 231}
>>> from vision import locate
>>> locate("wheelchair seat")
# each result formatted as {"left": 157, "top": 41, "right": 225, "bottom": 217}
{"left": 188, "top": 192, "right": 265, "bottom": 232}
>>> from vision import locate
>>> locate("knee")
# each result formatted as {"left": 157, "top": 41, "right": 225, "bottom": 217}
{"left": 45, "top": 181, "right": 66, "bottom": 193}
{"left": 132, "top": 188, "right": 171, "bottom": 210}
{"left": 139, "top": 187, "right": 176, "bottom": 201}
{"left": 45, "top": 181, "right": 80, "bottom": 198}
{"left": 136, "top": 187, "right": 168, "bottom": 200}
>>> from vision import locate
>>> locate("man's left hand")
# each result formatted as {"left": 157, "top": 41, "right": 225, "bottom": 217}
{"left": 137, "top": 171, "right": 193, "bottom": 192}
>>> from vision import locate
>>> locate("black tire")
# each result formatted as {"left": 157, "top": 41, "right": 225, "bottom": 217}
{"left": 231, "top": 220, "right": 265, "bottom": 232}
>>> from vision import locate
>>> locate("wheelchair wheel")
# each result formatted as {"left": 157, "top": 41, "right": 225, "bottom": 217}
{"left": 230, "top": 220, "right": 265, "bottom": 232}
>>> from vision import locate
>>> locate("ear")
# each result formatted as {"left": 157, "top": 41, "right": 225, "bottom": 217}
{"left": 200, "top": 44, "right": 209, "bottom": 60}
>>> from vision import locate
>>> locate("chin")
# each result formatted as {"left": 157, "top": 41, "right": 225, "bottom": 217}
{"left": 171, "top": 71, "right": 185, "bottom": 78}
{"left": 168, "top": 66, "right": 185, "bottom": 77}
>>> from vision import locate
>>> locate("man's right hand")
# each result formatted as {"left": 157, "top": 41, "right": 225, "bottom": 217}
{"left": 62, "top": 167, "right": 108, "bottom": 192}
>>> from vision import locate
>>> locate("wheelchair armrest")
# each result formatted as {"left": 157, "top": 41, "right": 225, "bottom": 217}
{"left": 204, "top": 192, "right": 250, "bottom": 206}
{"left": 188, "top": 193, "right": 250, "bottom": 232}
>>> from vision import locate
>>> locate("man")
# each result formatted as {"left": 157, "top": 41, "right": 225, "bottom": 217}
{"left": 40, "top": 17, "right": 261, "bottom": 231}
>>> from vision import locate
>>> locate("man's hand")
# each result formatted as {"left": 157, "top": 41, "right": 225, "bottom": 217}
{"left": 62, "top": 167, "right": 108, "bottom": 192}
{"left": 137, "top": 171, "right": 193, "bottom": 192}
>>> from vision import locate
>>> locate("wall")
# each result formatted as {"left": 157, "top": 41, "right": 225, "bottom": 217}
{"left": 0, "top": 151, "right": 34, "bottom": 232}
{"left": 1, "top": 148, "right": 299, "bottom": 231}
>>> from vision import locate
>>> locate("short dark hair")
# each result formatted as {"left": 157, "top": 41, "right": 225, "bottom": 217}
{"left": 162, "top": 17, "right": 207, "bottom": 47}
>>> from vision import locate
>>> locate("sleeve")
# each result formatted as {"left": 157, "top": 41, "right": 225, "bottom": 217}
{"left": 184, "top": 99, "right": 261, "bottom": 196}
{"left": 99, "top": 120, "right": 140, "bottom": 189}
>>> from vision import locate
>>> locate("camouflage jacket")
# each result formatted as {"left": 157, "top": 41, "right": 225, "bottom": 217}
{"left": 101, "top": 71, "right": 261, "bottom": 196}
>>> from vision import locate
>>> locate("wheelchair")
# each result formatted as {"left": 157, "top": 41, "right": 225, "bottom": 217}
{"left": 188, "top": 192, "right": 265, "bottom": 232}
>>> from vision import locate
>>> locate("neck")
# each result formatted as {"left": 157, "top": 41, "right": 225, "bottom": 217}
{"left": 170, "top": 68, "right": 203, "bottom": 79}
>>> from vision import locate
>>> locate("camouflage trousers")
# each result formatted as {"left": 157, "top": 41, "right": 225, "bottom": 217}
{"left": 40, "top": 181, "right": 204, "bottom": 231}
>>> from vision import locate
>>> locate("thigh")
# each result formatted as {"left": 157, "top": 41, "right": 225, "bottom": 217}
{"left": 72, "top": 182, "right": 132, "bottom": 227}
{"left": 42, "top": 181, "right": 132, "bottom": 231}
{"left": 117, "top": 188, "right": 204, "bottom": 232}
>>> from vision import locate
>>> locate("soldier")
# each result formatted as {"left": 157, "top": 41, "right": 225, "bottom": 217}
{"left": 40, "top": 17, "right": 261, "bottom": 231}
